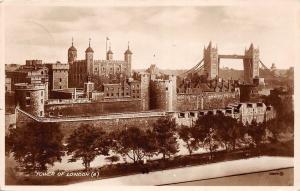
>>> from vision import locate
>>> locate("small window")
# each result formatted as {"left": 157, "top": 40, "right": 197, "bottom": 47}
{"left": 59, "top": 78, "right": 62, "bottom": 82}
{"left": 226, "top": 110, "right": 232, "bottom": 114}
{"left": 137, "top": 95, "right": 139, "bottom": 98}
{"left": 199, "top": 112, "right": 205, "bottom": 116}
{"left": 166, "top": 87, "right": 168, "bottom": 91}
{"left": 257, "top": 103, "right": 263, "bottom": 107}
{"left": 207, "top": 111, "right": 214, "bottom": 115}
{"left": 41, "top": 91, "right": 43, "bottom": 96}
{"left": 58, "top": 112, "right": 62, "bottom": 116}
{"left": 178, "top": 113, "right": 185, "bottom": 118}
{"left": 26, "top": 99, "right": 31, "bottom": 106}
{"left": 189, "top": 112, "right": 195, "bottom": 117}
{"left": 40, "top": 111, "right": 43, "bottom": 116}
{"left": 111, "top": 93, "right": 114, "bottom": 96}
{"left": 59, "top": 86, "right": 62, "bottom": 89}
{"left": 49, "top": 112, "right": 54, "bottom": 117}
{"left": 41, "top": 99, "right": 43, "bottom": 104}
{"left": 133, "top": 90, "right": 135, "bottom": 93}
{"left": 247, "top": 104, "right": 253, "bottom": 108}
{"left": 26, "top": 92, "right": 30, "bottom": 97}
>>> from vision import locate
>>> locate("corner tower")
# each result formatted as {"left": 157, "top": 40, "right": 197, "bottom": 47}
{"left": 203, "top": 41, "right": 219, "bottom": 80}
{"left": 85, "top": 38, "right": 94, "bottom": 76}
{"left": 106, "top": 45, "right": 113, "bottom": 60}
{"left": 68, "top": 38, "right": 77, "bottom": 63}
{"left": 124, "top": 42, "right": 133, "bottom": 77}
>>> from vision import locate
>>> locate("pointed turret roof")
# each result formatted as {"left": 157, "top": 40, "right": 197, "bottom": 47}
{"left": 68, "top": 38, "right": 77, "bottom": 51}
{"left": 125, "top": 43, "right": 132, "bottom": 54}
{"left": 85, "top": 38, "right": 94, "bottom": 53}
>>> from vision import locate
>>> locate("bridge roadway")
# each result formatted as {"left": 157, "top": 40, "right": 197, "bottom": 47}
{"left": 218, "top": 54, "right": 245, "bottom": 59}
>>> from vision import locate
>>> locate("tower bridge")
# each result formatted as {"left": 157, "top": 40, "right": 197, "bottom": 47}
{"left": 179, "top": 42, "right": 274, "bottom": 84}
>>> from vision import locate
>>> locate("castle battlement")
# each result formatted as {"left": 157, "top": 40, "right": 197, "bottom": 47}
{"left": 15, "top": 83, "right": 45, "bottom": 90}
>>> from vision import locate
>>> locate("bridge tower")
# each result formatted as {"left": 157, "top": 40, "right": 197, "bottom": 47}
{"left": 203, "top": 41, "right": 219, "bottom": 80}
{"left": 243, "top": 43, "right": 260, "bottom": 84}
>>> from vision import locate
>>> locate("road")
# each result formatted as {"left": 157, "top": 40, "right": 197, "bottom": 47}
{"left": 69, "top": 156, "right": 293, "bottom": 186}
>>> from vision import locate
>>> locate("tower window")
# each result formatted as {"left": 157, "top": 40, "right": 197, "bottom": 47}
{"left": 41, "top": 99, "right": 43, "bottom": 104}
{"left": 41, "top": 91, "right": 43, "bottom": 96}
{"left": 26, "top": 99, "right": 31, "bottom": 106}
{"left": 40, "top": 111, "right": 43, "bottom": 116}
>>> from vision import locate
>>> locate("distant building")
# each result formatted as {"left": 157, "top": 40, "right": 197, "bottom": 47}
{"left": 6, "top": 60, "right": 48, "bottom": 97}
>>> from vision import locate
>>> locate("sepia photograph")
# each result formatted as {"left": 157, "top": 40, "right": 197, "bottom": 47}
{"left": 1, "top": 0, "right": 299, "bottom": 189}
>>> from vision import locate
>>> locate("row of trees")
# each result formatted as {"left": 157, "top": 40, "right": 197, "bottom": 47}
{"left": 6, "top": 113, "right": 274, "bottom": 174}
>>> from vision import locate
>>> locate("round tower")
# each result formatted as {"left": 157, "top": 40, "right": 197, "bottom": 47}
{"left": 68, "top": 38, "right": 77, "bottom": 63}
{"left": 15, "top": 83, "right": 45, "bottom": 117}
{"left": 150, "top": 79, "right": 174, "bottom": 112}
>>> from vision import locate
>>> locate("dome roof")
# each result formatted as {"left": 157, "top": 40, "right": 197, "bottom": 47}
{"left": 107, "top": 49, "right": 113, "bottom": 54}
{"left": 68, "top": 45, "right": 77, "bottom": 51}
{"left": 85, "top": 46, "right": 94, "bottom": 53}
{"left": 125, "top": 48, "right": 132, "bottom": 54}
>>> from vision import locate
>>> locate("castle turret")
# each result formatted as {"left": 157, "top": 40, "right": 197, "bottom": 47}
{"left": 106, "top": 46, "right": 113, "bottom": 60}
{"left": 149, "top": 75, "right": 177, "bottom": 112}
{"left": 15, "top": 83, "right": 45, "bottom": 117}
{"left": 124, "top": 42, "right": 132, "bottom": 77}
{"left": 85, "top": 38, "right": 94, "bottom": 76}
{"left": 68, "top": 38, "right": 77, "bottom": 63}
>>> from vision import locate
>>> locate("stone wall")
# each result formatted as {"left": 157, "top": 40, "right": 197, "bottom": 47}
{"left": 176, "top": 92, "right": 239, "bottom": 111}
{"left": 44, "top": 99, "right": 143, "bottom": 117}
{"left": 15, "top": 109, "right": 166, "bottom": 141}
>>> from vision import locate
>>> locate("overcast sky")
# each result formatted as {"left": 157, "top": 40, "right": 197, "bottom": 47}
{"left": 4, "top": 4, "right": 299, "bottom": 70}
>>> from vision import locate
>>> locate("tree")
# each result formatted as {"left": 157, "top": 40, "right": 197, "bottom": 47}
{"left": 105, "top": 155, "right": 120, "bottom": 165}
{"left": 5, "top": 122, "right": 64, "bottom": 174}
{"left": 110, "top": 126, "right": 157, "bottom": 163}
{"left": 246, "top": 120, "right": 266, "bottom": 149}
{"left": 66, "top": 125, "right": 111, "bottom": 171}
{"left": 193, "top": 114, "right": 221, "bottom": 160}
{"left": 152, "top": 117, "right": 179, "bottom": 160}
{"left": 215, "top": 114, "right": 245, "bottom": 151}
{"left": 177, "top": 125, "right": 199, "bottom": 155}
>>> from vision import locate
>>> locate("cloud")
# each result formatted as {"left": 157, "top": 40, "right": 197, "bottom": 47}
{"left": 4, "top": 5, "right": 298, "bottom": 69}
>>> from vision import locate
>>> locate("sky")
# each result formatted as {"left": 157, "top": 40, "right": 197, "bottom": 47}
{"left": 3, "top": 3, "right": 299, "bottom": 70}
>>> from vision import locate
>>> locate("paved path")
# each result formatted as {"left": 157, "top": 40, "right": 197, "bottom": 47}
{"left": 69, "top": 156, "right": 293, "bottom": 186}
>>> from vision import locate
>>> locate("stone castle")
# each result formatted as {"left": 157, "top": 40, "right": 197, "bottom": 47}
{"left": 5, "top": 40, "right": 275, "bottom": 133}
